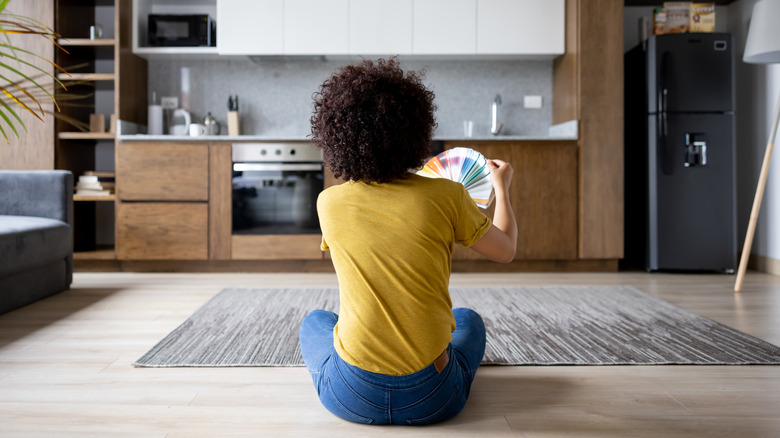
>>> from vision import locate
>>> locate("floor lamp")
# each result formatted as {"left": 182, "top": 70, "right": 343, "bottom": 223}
{"left": 735, "top": 0, "right": 780, "bottom": 292}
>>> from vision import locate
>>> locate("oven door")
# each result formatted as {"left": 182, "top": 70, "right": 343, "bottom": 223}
{"left": 232, "top": 162, "right": 323, "bottom": 235}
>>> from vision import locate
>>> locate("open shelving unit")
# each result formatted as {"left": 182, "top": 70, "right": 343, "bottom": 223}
{"left": 73, "top": 194, "right": 117, "bottom": 202}
{"left": 58, "top": 132, "right": 116, "bottom": 140}
{"left": 57, "top": 72, "right": 116, "bottom": 81}
{"left": 54, "top": 0, "right": 147, "bottom": 257}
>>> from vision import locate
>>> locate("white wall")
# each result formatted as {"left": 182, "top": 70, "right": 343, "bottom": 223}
{"left": 729, "top": 0, "right": 780, "bottom": 267}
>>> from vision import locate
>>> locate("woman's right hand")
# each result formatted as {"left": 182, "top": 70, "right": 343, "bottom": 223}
{"left": 487, "top": 159, "right": 514, "bottom": 196}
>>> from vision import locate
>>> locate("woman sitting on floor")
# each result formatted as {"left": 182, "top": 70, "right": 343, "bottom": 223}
{"left": 299, "top": 58, "right": 517, "bottom": 425}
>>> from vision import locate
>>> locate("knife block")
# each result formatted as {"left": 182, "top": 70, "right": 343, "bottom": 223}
{"left": 228, "top": 111, "right": 240, "bottom": 136}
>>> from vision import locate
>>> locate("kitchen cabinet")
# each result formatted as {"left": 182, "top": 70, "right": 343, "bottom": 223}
{"left": 413, "top": 0, "right": 476, "bottom": 55}
{"left": 217, "top": 0, "right": 282, "bottom": 55}
{"left": 116, "top": 142, "right": 210, "bottom": 259}
{"left": 113, "top": 141, "right": 324, "bottom": 262}
{"left": 116, "top": 203, "right": 208, "bottom": 259}
{"left": 116, "top": 143, "right": 209, "bottom": 201}
{"left": 447, "top": 141, "right": 578, "bottom": 261}
{"left": 232, "top": 236, "right": 324, "bottom": 260}
{"left": 349, "top": 0, "right": 412, "bottom": 55}
{"left": 477, "top": 0, "right": 564, "bottom": 55}
{"left": 553, "top": 0, "right": 623, "bottom": 260}
{"left": 318, "top": 141, "right": 577, "bottom": 262}
{"left": 284, "top": 0, "right": 348, "bottom": 55}
{"left": 210, "top": 0, "right": 563, "bottom": 57}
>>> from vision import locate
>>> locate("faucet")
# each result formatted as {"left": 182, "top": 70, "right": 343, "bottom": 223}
{"left": 491, "top": 94, "right": 503, "bottom": 136}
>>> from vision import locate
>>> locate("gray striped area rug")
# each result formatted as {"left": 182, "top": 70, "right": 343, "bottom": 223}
{"left": 132, "top": 286, "right": 780, "bottom": 367}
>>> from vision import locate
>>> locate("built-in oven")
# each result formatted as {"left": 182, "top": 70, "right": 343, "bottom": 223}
{"left": 232, "top": 142, "right": 323, "bottom": 235}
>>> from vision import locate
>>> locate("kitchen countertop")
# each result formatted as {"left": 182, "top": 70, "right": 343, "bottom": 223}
{"left": 116, "top": 120, "right": 578, "bottom": 142}
{"left": 117, "top": 134, "right": 578, "bottom": 142}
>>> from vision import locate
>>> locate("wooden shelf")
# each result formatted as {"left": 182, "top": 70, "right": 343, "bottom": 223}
{"left": 58, "top": 73, "right": 115, "bottom": 81}
{"left": 57, "top": 38, "right": 116, "bottom": 47}
{"left": 133, "top": 46, "right": 219, "bottom": 59}
{"left": 73, "top": 247, "right": 117, "bottom": 261}
{"left": 74, "top": 194, "right": 116, "bottom": 202}
{"left": 59, "top": 132, "right": 115, "bottom": 140}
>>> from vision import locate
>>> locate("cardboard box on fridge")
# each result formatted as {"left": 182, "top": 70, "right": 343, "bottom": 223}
{"left": 653, "top": 7, "right": 666, "bottom": 35}
{"left": 690, "top": 3, "right": 715, "bottom": 32}
{"left": 664, "top": 2, "right": 691, "bottom": 34}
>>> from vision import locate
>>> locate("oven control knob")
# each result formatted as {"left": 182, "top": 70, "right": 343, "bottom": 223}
{"left": 290, "top": 149, "right": 296, "bottom": 156}
{"left": 275, "top": 149, "right": 282, "bottom": 156}
{"left": 260, "top": 149, "right": 267, "bottom": 156}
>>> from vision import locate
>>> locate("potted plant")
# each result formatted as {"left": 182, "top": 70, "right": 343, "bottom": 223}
{"left": 0, "top": 0, "right": 68, "bottom": 143}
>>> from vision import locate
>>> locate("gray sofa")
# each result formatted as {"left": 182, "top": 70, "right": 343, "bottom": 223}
{"left": 0, "top": 170, "right": 73, "bottom": 315}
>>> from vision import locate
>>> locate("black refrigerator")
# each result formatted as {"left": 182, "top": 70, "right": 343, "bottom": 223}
{"left": 624, "top": 33, "right": 737, "bottom": 272}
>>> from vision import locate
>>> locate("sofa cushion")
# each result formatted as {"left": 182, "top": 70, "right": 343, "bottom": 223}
{"left": 0, "top": 215, "right": 71, "bottom": 277}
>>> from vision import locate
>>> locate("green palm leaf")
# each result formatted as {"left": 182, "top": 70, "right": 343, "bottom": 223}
{"left": 0, "top": 1, "right": 68, "bottom": 143}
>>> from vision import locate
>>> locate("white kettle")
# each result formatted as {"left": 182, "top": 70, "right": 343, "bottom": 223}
{"left": 169, "top": 109, "right": 191, "bottom": 135}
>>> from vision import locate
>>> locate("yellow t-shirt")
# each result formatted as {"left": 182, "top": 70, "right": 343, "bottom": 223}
{"left": 318, "top": 173, "right": 492, "bottom": 375}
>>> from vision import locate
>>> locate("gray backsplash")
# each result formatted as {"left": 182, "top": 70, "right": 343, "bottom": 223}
{"left": 148, "top": 57, "right": 553, "bottom": 139}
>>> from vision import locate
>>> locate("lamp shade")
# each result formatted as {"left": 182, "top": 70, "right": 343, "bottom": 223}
{"left": 744, "top": 0, "right": 780, "bottom": 64}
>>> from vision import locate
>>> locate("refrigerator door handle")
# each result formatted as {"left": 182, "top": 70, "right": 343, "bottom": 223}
{"left": 658, "top": 51, "right": 669, "bottom": 115}
{"left": 658, "top": 52, "right": 672, "bottom": 175}
{"left": 661, "top": 89, "right": 668, "bottom": 137}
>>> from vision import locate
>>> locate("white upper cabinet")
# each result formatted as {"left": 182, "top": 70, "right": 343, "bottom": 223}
{"left": 413, "top": 0, "right": 476, "bottom": 55}
{"left": 349, "top": 0, "right": 412, "bottom": 55}
{"left": 218, "top": 0, "right": 283, "bottom": 55}
{"left": 203, "top": 0, "right": 565, "bottom": 57}
{"left": 285, "top": 0, "right": 348, "bottom": 54}
{"left": 477, "top": 0, "right": 564, "bottom": 55}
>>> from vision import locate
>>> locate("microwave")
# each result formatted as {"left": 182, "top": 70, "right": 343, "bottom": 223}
{"left": 148, "top": 14, "right": 216, "bottom": 47}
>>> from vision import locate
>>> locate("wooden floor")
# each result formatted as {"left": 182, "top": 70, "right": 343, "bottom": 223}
{"left": 1, "top": 271, "right": 779, "bottom": 437}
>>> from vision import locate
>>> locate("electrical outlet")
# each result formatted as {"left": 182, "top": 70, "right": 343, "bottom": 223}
{"left": 524, "top": 95, "right": 543, "bottom": 109}
{"left": 161, "top": 96, "right": 178, "bottom": 110}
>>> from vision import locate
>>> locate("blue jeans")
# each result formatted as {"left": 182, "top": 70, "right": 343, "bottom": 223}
{"left": 299, "top": 308, "right": 486, "bottom": 425}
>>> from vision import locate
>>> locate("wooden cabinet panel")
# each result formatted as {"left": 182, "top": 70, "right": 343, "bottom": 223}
{"left": 552, "top": 0, "right": 624, "bottom": 260}
{"left": 448, "top": 142, "right": 578, "bottom": 261}
{"left": 117, "top": 143, "right": 209, "bottom": 201}
{"left": 577, "top": 0, "right": 624, "bottom": 259}
{"left": 209, "top": 143, "right": 232, "bottom": 259}
{"left": 116, "top": 203, "right": 208, "bottom": 260}
{"left": 232, "top": 235, "right": 323, "bottom": 260}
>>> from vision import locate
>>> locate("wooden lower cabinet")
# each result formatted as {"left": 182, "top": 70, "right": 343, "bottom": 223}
{"left": 448, "top": 141, "right": 578, "bottom": 261}
{"left": 116, "top": 142, "right": 211, "bottom": 260}
{"left": 116, "top": 142, "right": 209, "bottom": 201}
{"left": 116, "top": 202, "right": 208, "bottom": 260}
{"left": 232, "top": 235, "right": 324, "bottom": 260}
{"left": 111, "top": 140, "right": 579, "bottom": 265}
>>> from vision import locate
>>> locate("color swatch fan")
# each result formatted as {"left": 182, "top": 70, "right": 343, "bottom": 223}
{"left": 417, "top": 147, "right": 495, "bottom": 208}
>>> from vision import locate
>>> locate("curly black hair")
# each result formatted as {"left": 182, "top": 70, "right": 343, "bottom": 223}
{"left": 310, "top": 58, "right": 437, "bottom": 183}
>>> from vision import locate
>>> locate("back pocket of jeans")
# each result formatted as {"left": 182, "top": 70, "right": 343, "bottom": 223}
{"left": 405, "top": 384, "right": 467, "bottom": 425}
{"left": 319, "top": 378, "right": 375, "bottom": 425}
